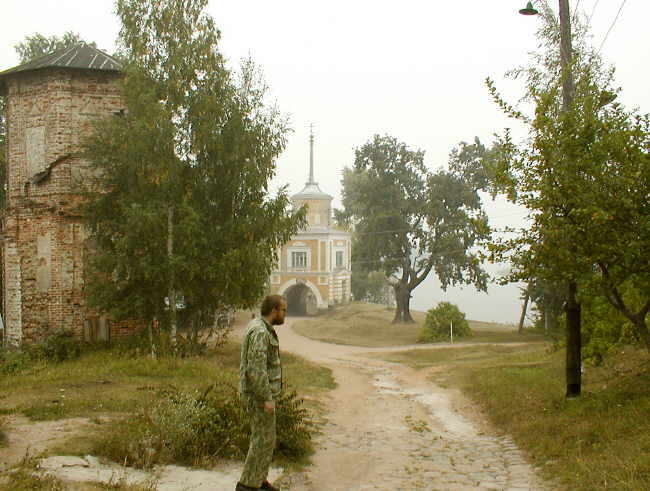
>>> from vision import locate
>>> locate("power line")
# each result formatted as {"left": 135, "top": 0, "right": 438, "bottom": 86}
{"left": 349, "top": 224, "right": 526, "bottom": 237}
{"left": 598, "top": 0, "right": 628, "bottom": 53}
{"left": 573, "top": 0, "right": 583, "bottom": 20}
{"left": 588, "top": 0, "right": 601, "bottom": 24}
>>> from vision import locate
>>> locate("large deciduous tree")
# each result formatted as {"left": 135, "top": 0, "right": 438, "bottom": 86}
{"left": 82, "top": 0, "right": 304, "bottom": 338}
{"left": 486, "top": 4, "right": 650, "bottom": 352}
{"left": 340, "top": 135, "right": 489, "bottom": 323}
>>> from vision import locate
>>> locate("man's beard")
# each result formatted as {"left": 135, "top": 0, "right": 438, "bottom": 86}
{"left": 272, "top": 316, "right": 285, "bottom": 325}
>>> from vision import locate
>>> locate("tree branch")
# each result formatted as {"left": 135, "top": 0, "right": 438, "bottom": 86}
{"left": 598, "top": 261, "right": 635, "bottom": 321}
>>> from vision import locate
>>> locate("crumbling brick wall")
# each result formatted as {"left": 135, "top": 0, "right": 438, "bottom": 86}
{"left": 2, "top": 67, "right": 142, "bottom": 345}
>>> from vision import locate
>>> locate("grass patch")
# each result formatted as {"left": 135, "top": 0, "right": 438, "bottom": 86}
{"left": 0, "top": 340, "right": 333, "bottom": 422}
{"left": 293, "top": 301, "right": 545, "bottom": 347}
{"left": 0, "top": 335, "right": 334, "bottom": 471}
{"left": 292, "top": 302, "right": 423, "bottom": 347}
{"left": 374, "top": 343, "right": 650, "bottom": 490}
{"left": 0, "top": 454, "right": 156, "bottom": 490}
{"left": 367, "top": 343, "right": 545, "bottom": 370}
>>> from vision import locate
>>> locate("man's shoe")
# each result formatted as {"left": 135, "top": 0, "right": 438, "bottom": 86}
{"left": 261, "top": 481, "right": 279, "bottom": 491}
{"left": 235, "top": 482, "right": 259, "bottom": 491}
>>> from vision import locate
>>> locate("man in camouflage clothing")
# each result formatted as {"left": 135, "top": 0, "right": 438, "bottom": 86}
{"left": 236, "top": 295, "right": 286, "bottom": 491}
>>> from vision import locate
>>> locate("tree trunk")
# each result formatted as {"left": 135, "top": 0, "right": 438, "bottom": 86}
{"left": 401, "top": 289, "right": 415, "bottom": 323}
{"left": 392, "top": 284, "right": 404, "bottom": 323}
{"left": 392, "top": 284, "right": 415, "bottom": 323}
{"left": 565, "top": 280, "right": 581, "bottom": 398}
{"left": 544, "top": 307, "right": 550, "bottom": 334}
{"left": 633, "top": 317, "right": 650, "bottom": 352}
{"left": 168, "top": 206, "right": 177, "bottom": 347}
{"left": 148, "top": 319, "right": 156, "bottom": 359}
{"left": 518, "top": 288, "right": 530, "bottom": 334}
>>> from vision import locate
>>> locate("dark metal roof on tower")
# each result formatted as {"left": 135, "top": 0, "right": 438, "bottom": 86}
{"left": 0, "top": 43, "right": 122, "bottom": 80}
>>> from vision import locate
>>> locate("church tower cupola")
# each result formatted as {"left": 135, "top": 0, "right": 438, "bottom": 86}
{"left": 291, "top": 125, "right": 333, "bottom": 229}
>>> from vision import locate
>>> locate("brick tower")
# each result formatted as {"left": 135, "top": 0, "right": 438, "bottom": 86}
{"left": 0, "top": 44, "right": 126, "bottom": 345}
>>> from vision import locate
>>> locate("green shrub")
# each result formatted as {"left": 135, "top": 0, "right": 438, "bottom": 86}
{"left": 0, "top": 330, "right": 88, "bottom": 375}
{"left": 112, "top": 327, "right": 210, "bottom": 359}
{"left": 38, "top": 330, "right": 83, "bottom": 362}
{"left": 95, "top": 381, "right": 314, "bottom": 468}
{"left": 0, "top": 348, "right": 35, "bottom": 375}
{"left": 418, "top": 301, "right": 472, "bottom": 343}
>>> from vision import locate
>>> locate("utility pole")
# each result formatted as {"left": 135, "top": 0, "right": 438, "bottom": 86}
{"left": 521, "top": 0, "right": 581, "bottom": 397}
{"left": 558, "top": 0, "right": 581, "bottom": 398}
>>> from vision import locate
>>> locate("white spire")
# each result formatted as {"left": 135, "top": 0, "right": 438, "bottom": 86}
{"left": 308, "top": 123, "right": 315, "bottom": 184}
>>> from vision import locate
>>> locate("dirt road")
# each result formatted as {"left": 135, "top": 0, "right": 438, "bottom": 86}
{"left": 277, "top": 318, "right": 548, "bottom": 491}
{"left": 1, "top": 319, "right": 548, "bottom": 490}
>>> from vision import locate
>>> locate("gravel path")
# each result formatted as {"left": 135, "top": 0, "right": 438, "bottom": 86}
{"left": 276, "top": 318, "right": 548, "bottom": 490}
{"left": 1, "top": 317, "right": 549, "bottom": 490}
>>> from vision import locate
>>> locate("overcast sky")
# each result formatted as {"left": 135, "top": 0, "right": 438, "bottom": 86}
{"left": 2, "top": 0, "right": 648, "bottom": 323}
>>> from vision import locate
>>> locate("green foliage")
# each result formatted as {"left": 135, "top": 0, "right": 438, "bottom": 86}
{"left": 38, "top": 330, "right": 83, "bottom": 363}
{"left": 351, "top": 270, "right": 391, "bottom": 305}
{"left": 0, "top": 331, "right": 87, "bottom": 375}
{"left": 419, "top": 302, "right": 472, "bottom": 343}
{"left": 341, "top": 135, "right": 489, "bottom": 322}
{"left": 579, "top": 282, "right": 643, "bottom": 365}
{"left": 110, "top": 327, "right": 209, "bottom": 359}
{"left": 485, "top": 6, "right": 650, "bottom": 350}
{"left": 13, "top": 31, "right": 94, "bottom": 64}
{"left": 447, "top": 136, "right": 502, "bottom": 194}
{"left": 82, "top": 0, "right": 305, "bottom": 329}
{"left": 95, "top": 382, "right": 313, "bottom": 468}
{"left": 0, "top": 348, "right": 34, "bottom": 375}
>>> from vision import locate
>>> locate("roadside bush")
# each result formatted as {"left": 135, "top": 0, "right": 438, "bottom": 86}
{"left": 0, "top": 348, "right": 34, "bottom": 375}
{"left": 0, "top": 330, "right": 86, "bottom": 375}
{"left": 419, "top": 302, "right": 472, "bottom": 343}
{"left": 95, "top": 381, "right": 314, "bottom": 468}
{"left": 113, "top": 327, "right": 212, "bottom": 359}
{"left": 38, "top": 330, "right": 83, "bottom": 362}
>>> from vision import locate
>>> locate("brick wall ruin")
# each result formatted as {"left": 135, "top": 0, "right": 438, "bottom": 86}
{"left": 2, "top": 67, "right": 141, "bottom": 345}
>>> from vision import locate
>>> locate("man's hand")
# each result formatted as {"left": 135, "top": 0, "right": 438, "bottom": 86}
{"left": 264, "top": 400, "right": 275, "bottom": 414}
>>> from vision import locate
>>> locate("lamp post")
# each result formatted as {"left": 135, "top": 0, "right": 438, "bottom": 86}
{"left": 520, "top": 0, "right": 581, "bottom": 398}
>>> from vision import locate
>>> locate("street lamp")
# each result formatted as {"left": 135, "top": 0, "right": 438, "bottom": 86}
{"left": 519, "top": 1, "right": 539, "bottom": 16}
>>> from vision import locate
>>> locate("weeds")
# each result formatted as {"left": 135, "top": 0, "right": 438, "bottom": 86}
{"left": 94, "top": 382, "right": 314, "bottom": 469}
{"left": 0, "top": 330, "right": 93, "bottom": 376}
{"left": 0, "top": 455, "right": 65, "bottom": 491}
{"left": 404, "top": 415, "right": 430, "bottom": 434}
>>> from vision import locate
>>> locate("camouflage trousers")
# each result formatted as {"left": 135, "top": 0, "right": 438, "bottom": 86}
{"left": 240, "top": 402, "right": 276, "bottom": 488}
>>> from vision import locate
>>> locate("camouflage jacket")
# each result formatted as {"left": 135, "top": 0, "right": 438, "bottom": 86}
{"left": 239, "top": 317, "right": 282, "bottom": 405}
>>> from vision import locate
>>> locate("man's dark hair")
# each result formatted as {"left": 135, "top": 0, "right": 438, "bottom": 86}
{"left": 261, "top": 295, "right": 286, "bottom": 316}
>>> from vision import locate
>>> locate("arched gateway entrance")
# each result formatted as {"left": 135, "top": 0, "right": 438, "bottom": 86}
{"left": 278, "top": 279, "right": 323, "bottom": 316}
